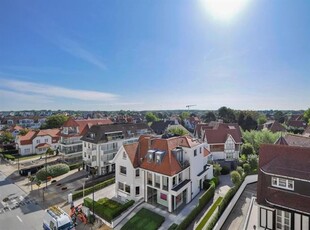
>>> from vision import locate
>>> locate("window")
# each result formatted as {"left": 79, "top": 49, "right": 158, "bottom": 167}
{"left": 135, "top": 186, "right": 140, "bottom": 196}
{"left": 24, "top": 148, "right": 30, "bottom": 154}
{"left": 155, "top": 174, "right": 160, "bottom": 188}
{"left": 276, "top": 209, "right": 291, "bottom": 230}
{"left": 36, "top": 139, "right": 40, "bottom": 144}
{"left": 118, "top": 182, "right": 124, "bottom": 191}
{"left": 200, "top": 147, "right": 202, "bottom": 154}
{"left": 147, "top": 172, "right": 153, "bottom": 185}
{"left": 125, "top": 184, "right": 130, "bottom": 193}
{"left": 84, "top": 152, "right": 86, "bottom": 158}
{"left": 173, "top": 176, "right": 176, "bottom": 186}
{"left": 179, "top": 173, "right": 182, "bottom": 183}
{"left": 120, "top": 166, "right": 126, "bottom": 175}
{"left": 135, "top": 169, "right": 140, "bottom": 177}
{"left": 272, "top": 177, "right": 294, "bottom": 191}
{"left": 194, "top": 149, "right": 197, "bottom": 156}
{"left": 162, "top": 176, "right": 169, "bottom": 191}
{"left": 123, "top": 151, "right": 127, "bottom": 159}
{"left": 295, "top": 214, "right": 310, "bottom": 230}
{"left": 45, "top": 138, "right": 48, "bottom": 143}
{"left": 84, "top": 142, "right": 86, "bottom": 147}
{"left": 92, "top": 156, "right": 96, "bottom": 162}
{"left": 260, "top": 208, "right": 273, "bottom": 229}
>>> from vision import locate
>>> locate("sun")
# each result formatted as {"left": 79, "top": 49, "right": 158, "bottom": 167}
{"left": 201, "top": 0, "right": 250, "bottom": 21}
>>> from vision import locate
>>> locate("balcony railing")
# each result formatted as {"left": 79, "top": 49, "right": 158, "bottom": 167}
{"left": 60, "top": 139, "right": 82, "bottom": 145}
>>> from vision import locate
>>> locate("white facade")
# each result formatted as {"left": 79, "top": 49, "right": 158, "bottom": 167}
{"left": 206, "top": 135, "right": 240, "bottom": 161}
{"left": 82, "top": 137, "right": 139, "bottom": 176}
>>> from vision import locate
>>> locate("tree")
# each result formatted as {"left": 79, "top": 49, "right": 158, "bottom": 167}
{"left": 238, "top": 112, "right": 257, "bottom": 131}
{"left": 19, "top": 129, "right": 29, "bottom": 136}
{"left": 0, "top": 131, "right": 14, "bottom": 143}
{"left": 304, "top": 108, "right": 310, "bottom": 124}
{"left": 257, "top": 115, "right": 267, "bottom": 125}
{"left": 218, "top": 106, "right": 236, "bottom": 123}
{"left": 248, "top": 154, "right": 258, "bottom": 171}
{"left": 213, "top": 163, "right": 222, "bottom": 177}
{"left": 274, "top": 111, "right": 285, "bottom": 123}
{"left": 241, "top": 143, "right": 255, "bottom": 156}
{"left": 145, "top": 112, "right": 158, "bottom": 123}
{"left": 205, "top": 111, "right": 216, "bottom": 123}
{"left": 180, "top": 111, "right": 190, "bottom": 121}
{"left": 230, "top": 171, "right": 241, "bottom": 186}
{"left": 243, "top": 163, "right": 251, "bottom": 175}
{"left": 46, "top": 148, "right": 54, "bottom": 155}
{"left": 42, "top": 115, "right": 69, "bottom": 129}
{"left": 166, "top": 126, "right": 189, "bottom": 136}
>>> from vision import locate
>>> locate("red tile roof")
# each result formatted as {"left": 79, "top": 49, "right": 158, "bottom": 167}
{"left": 257, "top": 144, "right": 310, "bottom": 213}
{"left": 203, "top": 123, "right": 242, "bottom": 144}
{"left": 123, "top": 135, "right": 201, "bottom": 176}
{"left": 19, "top": 129, "right": 60, "bottom": 145}
{"left": 19, "top": 130, "right": 37, "bottom": 145}
{"left": 283, "top": 133, "right": 310, "bottom": 148}
{"left": 36, "top": 143, "right": 51, "bottom": 148}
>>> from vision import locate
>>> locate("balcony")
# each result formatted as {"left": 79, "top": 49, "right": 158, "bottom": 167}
{"left": 60, "top": 139, "right": 82, "bottom": 145}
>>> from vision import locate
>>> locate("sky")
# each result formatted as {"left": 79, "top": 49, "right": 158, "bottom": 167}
{"left": 0, "top": 0, "right": 309, "bottom": 111}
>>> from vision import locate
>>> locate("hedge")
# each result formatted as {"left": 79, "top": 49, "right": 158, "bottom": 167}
{"left": 84, "top": 197, "right": 134, "bottom": 222}
{"left": 196, "top": 196, "right": 223, "bottom": 230}
{"left": 221, "top": 165, "right": 230, "bottom": 175}
{"left": 36, "top": 163, "right": 70, "bottom": 181}
{"left": 203, "top": 176, "right": 219, "bottom": 190}
{"left": 68, "top": 162, "right": 82, "bottom": 170}
{"left": 168, "top": 223, "right": 178, "bottom": 230}
{"left": 3, "top": 154, "right": 15, "bottom": 161}
{"left": 72, "top": 178, "right": 115, "bottom": 200}
{"left": 176, "top": 183, "right": 215, "bottom": 230}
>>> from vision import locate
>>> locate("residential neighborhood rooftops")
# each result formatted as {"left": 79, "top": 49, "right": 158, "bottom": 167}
{"left": 275, "top": 133, "right": 310, "bottom": 148}
{"left": 203, "top": 123, "right": 242, "bottom": 144}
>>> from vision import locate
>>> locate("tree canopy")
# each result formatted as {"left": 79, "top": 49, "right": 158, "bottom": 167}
{"left": 41, "top": 114, "right": 69, "bottom": 129}
{"left": 240, "top": 143, "right": 255, "bottom": 156}
{"left": 257, "top": 115, "right": 267, "bottom": 125}
{"left": 166, "top": 126, "right": 189, "bottom": 136}
{"left": 304, "top": 108, "right": 310, "bottom": 124}
{"left": 218, "top": 106, "right": 236, "bottom": 123}
{"left": 0, "top": 132, "right": 14, "bottom": 143}
{"left": 274, "top": 111, "right": 285, "bottom": 123}
{"left": 145, "top": 112, "right": 159, "bottom": 123}
{"left": 205, "top": 111, "right": 216, "bottom": 123}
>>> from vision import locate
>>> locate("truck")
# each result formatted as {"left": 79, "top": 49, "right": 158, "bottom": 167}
{"left": 43, "top": 206, "right": 75, "bottom": 230}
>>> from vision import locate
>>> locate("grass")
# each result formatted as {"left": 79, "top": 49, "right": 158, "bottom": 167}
{"left": 16, "top": 153, "right": 45, "bottom": 161}
{"left": 97, "top": 197, "right": 122, "bottom": 209}
{"left": 196, "top": 196, "right": 223, "bottom": 230}
{"left": 121, "top": 208, "right": 165, "bottom": 230}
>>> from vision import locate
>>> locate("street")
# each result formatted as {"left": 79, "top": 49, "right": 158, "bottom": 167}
{"left": 0, "top": 171, "right": 45, "bottom": 230}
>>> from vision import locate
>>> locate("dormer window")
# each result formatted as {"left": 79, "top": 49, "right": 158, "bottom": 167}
{"left": 271, "top": 177, "right": 294, "bottom": 191}
{"left": 123, "top": 151, "right": 127, "bottom": 159}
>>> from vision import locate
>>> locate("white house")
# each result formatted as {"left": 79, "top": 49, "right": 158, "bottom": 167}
{"left": 111, "top": 135, "right": 213, "bottom": 213}
{"left": 81, "top": 123, "right": 153, "bottom": 176}
{"left": 16, "top": 129, "right": 60, "bottom": 156}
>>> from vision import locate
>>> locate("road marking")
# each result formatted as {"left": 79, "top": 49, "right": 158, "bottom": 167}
{"left": 16, "top": 215, "right": 23, "bottom": 222}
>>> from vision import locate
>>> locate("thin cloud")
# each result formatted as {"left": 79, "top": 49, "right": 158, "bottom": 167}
{"left": 0, "top": 79, "right": 118, "bottom": 102}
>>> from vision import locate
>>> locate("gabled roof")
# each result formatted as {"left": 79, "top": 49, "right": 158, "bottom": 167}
{"left": 62, "top": 117, "right": 113, "bottom": 136}
{"left": 123, "top": 135, "right": 201, "bottom": 176}
{"left": 203, "top": 123, "right": 242, "bottom": 144}
{"left": 19, "top": 130, "right": 37, "bottom": 145}
{"left": 287, "top": 120, "right": 307, "bottom": 129}
{"left": 264, "top": 120, "right": 286, "bottom": 133}
{"left": 274, "top": 136, "right": 288, "bottom": 145}
{"left": 18, "top": 129, "right": 60, "bottom": 145}
{"left": 257, "top": 144, "right": 310, "bottom": 213}
{"left": 37, "top": 129, "right": 60, "bottom": 138}
{"left": 282, "top": 133, "right": 310, "bottom": 148}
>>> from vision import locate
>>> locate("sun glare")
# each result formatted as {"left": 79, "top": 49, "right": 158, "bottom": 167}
{"left": 202, "top": 0, "right": 250, "bottom": 21}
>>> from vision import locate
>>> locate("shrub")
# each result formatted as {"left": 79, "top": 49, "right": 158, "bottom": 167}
{"left": 210, "top": 176, "right": 220, "bottom": 186}
{"left": 69, "top": 163, "right": 82, "bottom": 170}
{"left": 236, "top": 166, "right": 244, "bottom": 177}
{"left": 36, "top": 163, "right": 69, "bottom": 181}
{"left": 168, "top": 223, "right": 178, "bottom": 230}
{"left": 243, "top": 163, "right": 251, "bottom": 175}
{"left": 4, "top": 154, "right": 15, "bottom": 161}
{"left": 84, "top": 197, "right": 134, "bottom": 222}
{"left": 213, "top": 163, "right": 222, "bottom": 177}
{"left": 240, "top": 143, "right": 255, "bottom": 156}
{"left": 72, "top": 178, "right": 115, "bottom": 200}
{"left": 221, "top": 165, "right": 230, "bottom": 175}
{"left": 248, "top": 154, "right": 258, "bottom": 171}
{"left": 230, "top": 171, "right": 241, "bottom": 186}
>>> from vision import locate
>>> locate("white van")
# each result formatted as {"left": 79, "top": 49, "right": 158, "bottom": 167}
{"left": 43, "top": 206, "right": 75, "bottom": 230}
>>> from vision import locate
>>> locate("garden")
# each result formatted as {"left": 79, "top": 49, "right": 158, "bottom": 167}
{"left": 121, "top": 208, "right": 165, "bottom": 230}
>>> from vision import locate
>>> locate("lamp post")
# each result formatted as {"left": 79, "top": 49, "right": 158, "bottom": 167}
{"left": 45, "top": 152, "right": 47, "bottom": 189}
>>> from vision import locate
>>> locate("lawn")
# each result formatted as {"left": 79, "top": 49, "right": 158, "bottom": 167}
{"left": 121, "top": 208, "right": 165, "bottom": 230}
{"left": 196, "top": 196, "right": 223, "bottom": 230}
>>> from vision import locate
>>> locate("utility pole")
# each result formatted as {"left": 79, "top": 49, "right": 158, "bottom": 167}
{"left": 45, "top": 152, "right": 48, "bottom": 188}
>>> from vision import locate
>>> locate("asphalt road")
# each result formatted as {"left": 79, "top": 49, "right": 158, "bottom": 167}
{"left": 0, "top": 171, "right": 45, "bottom": 230}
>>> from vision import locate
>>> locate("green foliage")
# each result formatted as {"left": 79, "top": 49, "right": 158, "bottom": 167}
{"left": 230, "top": 171, "right": 241, "bottom": 186}
{"left": 46, "top": 148, "right": 54, "bottom": 155}
{"left": 205, "top": 111, "right": 216, "bottom": 123}
{"left": 304, "top": 108, "right": 310, "bottom": 124}
{"left": 238, "top": 111, "right": 258, "bottom": 131}
{"left": 3, "top": 154, "right": 15, "bottom": 161}
{"left": 241, "top": 143, "right": 255, "bottom": 156}
{"left": 243, "top": 163, "right": 251, "bottom": 175}
{"left": 257, "top": 115, "right": 267, "bottom": 125}
{"left": 84, "top": 197, "right": 134, "bottom": 223}
{"left": 218, "top": 106, "right": 236, "bottom": 123}
{"left": 35, "top": 163, "right": 69, "bottom": 181}
{"left": 213, "top": 163, "right": 222, "bottom": 177}
{"left": 177, "top": 184, "right": 215, "bottom": 230}
{"left": 19, "top": 129, "right": 29, "bottom": 136}
{"left": 248, "top": 154, "right": 258, "bottom": 171}
{"left": 72, "top": 178, "right": 115, "bottom": 200}
{"left": 69, "top": 162, "right": 82, "bottom": 170}
{"left": 180, "top": 111, "right": 190, "bottom": 121}
{"left": 221, "top": 165, "right": 230, "bottom": 175}
{"left": 274, "top": 111, "right": 285, "bottom": 123}
{"left": 41, "top": 114, "right": 69, "bottom": 129}
{"left": 0, "top": 132, "right": 14, "bottom": 143}
{"left": 121, "top": 208, "right": 165, "bottom": 230}
{"left": 242, "top": 130, "right": 281, "bottom": 153}
{"left": 203, "top": 176, "right": 220, "bottom": 189}
{"left": 166, "top": 126, "right": 189, "bottom": 136}
{"left": 236, "top": 166, "right": 244, "bottom": 177}
{"left": 196, "top": 197, "right": 223, "bottom": 230}
{"left": 168, "top": 223, "right": 178, "bottom": 230}
{"left": 145, "top": 112, "right": 159, "bottom": 123}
